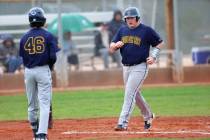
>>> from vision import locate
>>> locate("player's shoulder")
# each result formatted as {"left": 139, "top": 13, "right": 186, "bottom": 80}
{"left": 119, "top": 24, "right": 128, "bottom": 31}
{"left": 41, "top": 28, "right": 57, "bottom": 39}
{"left": 141, "top": 23, "right": 155, "bottom": 31}
{"left": 36, "top": 28, "right": 53, "bottom": 37}
{"left": 140, "top": 23, "right": 157, "bottom": 35}
{"left": 20, "top": 29, "right": 32, "bottom": 41}
{"left": 23, "top": 28, "right": 54, "bottom": 38}
{"left": 139, "top": 23, "right": 150, "bottom": 29}
{"left": 41, "top": 28, "right": 53, "bottom": 35}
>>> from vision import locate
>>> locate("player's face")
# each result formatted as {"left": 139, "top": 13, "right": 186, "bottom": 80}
{"left": 125, "top": 17, "right": 139, "bottom": 28}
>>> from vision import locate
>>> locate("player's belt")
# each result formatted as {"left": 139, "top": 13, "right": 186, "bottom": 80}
{"left": 123, "top": 61, "right": 144, "bottom": 66}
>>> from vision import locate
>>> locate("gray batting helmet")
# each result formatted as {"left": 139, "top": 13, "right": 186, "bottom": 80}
{"left": 123, "top": 7, "right": 140, "bottom": 21}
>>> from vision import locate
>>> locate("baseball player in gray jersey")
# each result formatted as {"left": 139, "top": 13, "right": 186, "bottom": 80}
{"left": 19, "top": 7, "right": 59, "bottom": 140}
{"left": 109, "top": 7, "right": 164, "bottom": 131}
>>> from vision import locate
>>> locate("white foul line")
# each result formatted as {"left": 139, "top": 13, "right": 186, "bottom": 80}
{"left": 62, "top": 130, "right": 210, "bottom": 135}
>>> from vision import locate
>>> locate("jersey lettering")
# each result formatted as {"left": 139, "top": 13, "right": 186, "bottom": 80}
{"left": 24, "top": 36, "right": 45, "bottom": 54}
{"left": 122, "top": 36, "right": 141, "bottom": 46}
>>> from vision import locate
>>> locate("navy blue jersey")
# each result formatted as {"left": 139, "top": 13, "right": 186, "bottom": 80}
{"left": 19, "top": 28, "right": 60, "bottom": 68}
{"left": 112, "top": 23, "right": 163, "bottom": 65}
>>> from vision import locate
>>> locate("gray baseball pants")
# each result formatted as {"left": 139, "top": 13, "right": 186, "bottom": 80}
{"left": 118, "top": 63, "right": 153, "bottom": 126}
{"left": 24, "top": 65, "right": 52, "bottom": 134}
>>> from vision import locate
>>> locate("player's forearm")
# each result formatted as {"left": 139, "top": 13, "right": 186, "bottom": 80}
{"left": 151, "top": 41, "right": 164, "bottom": 60}
{"left": 155, "top": 41, "right": 164, "bottom": 49}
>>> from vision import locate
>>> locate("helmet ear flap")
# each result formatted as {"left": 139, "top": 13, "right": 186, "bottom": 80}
{"left": 136, "top": 16, "right": 140, "bottom": 22}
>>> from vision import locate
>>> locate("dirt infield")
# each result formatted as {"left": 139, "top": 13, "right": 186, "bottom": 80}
{"left": 0, "top": 116, "right": 210, "bottom": 140}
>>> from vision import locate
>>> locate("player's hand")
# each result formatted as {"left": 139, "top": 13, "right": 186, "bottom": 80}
{"left": 109, "top": 41, "right": 124, "bottom": 53}
{"left": 115, "top": 41, "right": 124, "bottom": 49}
{"left": 146, "top": 56, "right": 155, "bottom": 65}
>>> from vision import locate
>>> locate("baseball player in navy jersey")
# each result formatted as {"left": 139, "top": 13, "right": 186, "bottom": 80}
{"left": 19, "top": 7, "right": 60, "bottom": 140}
{"left": 109, "top": 7, "right": 164, "bottom": 131}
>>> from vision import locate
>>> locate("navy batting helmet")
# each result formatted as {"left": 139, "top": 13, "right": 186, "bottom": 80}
{"left": 28, "top": 7, "right": 46, "bottom": 27}
{"left": 123, "top": 7, "right": 140, "bottom": 21}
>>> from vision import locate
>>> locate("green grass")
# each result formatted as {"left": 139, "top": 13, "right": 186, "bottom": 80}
{"left": 0, "top": 85, "right": 210, "bottom": 121}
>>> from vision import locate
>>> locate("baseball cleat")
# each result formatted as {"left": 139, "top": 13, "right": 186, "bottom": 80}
{"left": 35, "top": 133, "right": 48, "bottom": 140}
{"left": 144, "top": 113, "right": 155, "bottom": 130}
{"left": 114, "top": 124, "right": 127, "bottom": 131}
{"left": 31, "top": 120, "right": 39, "bottom": 139}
